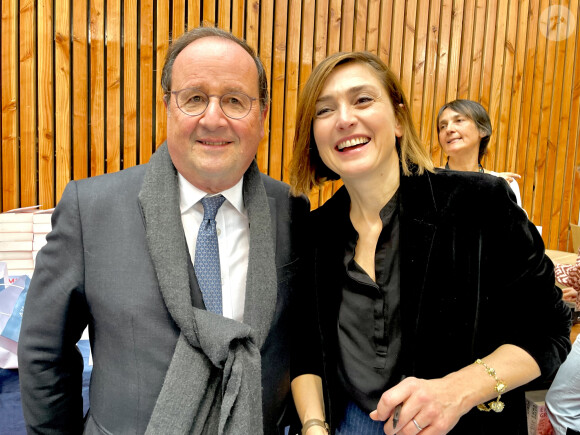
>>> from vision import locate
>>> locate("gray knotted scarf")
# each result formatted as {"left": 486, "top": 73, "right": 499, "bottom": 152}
{"left": 138, "top": 145, "right": 277, "bottom": 434}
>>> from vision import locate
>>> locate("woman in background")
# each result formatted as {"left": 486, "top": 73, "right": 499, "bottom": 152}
{"left": 437, "top": 99, "right": 523, "bottom": 207}
{"left": 289, "top": 51, "right": 570, "bottom": 435}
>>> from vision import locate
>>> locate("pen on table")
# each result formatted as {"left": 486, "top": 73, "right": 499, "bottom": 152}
{"left": 392, "top": 375, "right": 406, "bottom": 429}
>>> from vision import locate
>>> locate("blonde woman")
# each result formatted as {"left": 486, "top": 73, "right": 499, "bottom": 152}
{"left": 289, "top": 51, "right": 570, "bottom": 435}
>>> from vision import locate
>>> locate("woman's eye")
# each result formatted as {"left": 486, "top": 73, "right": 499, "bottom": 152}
{"left": 356, "top": 96, "right": 375, "bottom": 105}
{"left": 315, "top": 107, "right": 332, "bottom": 117}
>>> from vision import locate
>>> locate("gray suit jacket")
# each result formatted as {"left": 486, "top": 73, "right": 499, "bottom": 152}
{"left": 18, "top": 144, "right": 309, "bottom": 435}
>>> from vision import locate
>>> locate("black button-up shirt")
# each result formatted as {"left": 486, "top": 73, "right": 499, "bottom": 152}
{"left": 336, "top": 190, "right": 402, "bottom": 413}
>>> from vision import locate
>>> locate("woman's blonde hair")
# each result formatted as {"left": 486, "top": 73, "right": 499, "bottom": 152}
{"left": 289, "top": 51, "right": 433, "bottom": 195}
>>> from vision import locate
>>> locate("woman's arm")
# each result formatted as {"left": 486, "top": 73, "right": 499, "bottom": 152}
{"left": 291, "top": 374, "right": 328, "bottom": 434}
{"left": 370, "top": 344, "right": 540, "bottom": 435}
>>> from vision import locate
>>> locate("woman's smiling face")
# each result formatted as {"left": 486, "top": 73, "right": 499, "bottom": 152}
{"left": 437, "top": 108, "right": 485, "bottom": 159}
{"left": 312, "top": 62, "right": 403, "bottom": 182}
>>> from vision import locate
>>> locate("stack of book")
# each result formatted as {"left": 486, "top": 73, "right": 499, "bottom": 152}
{"left": 32, "top": 209, "right": 54, "bottom": 263}
{"left": 0, "top": 206, "right": 38, "bottom": 276}
{"left": 525, "top": 389, "right": 554, "bottom": 435}
{"left": 0, "top": 206, "right": 53, "bottom": 277}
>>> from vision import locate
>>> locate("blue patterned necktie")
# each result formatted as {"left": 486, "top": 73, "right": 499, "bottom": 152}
{"left": 195, "top": 194, "right": 226, "bottom": 314}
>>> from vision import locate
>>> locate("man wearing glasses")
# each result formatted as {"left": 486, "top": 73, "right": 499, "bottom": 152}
{"left": 18, "top": 27, "right": 309, "bottom": 435}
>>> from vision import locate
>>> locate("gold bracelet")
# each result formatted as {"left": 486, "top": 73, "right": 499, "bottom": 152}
{"left": 474, "top": 358, "right": 507, "bottom": 412}
{"left": 301, "top": 418, "right": 329, "bottom": 434}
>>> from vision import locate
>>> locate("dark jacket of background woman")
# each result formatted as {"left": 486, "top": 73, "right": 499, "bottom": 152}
{"left": 292, "top": 167, "right": 571, "bottom": 434}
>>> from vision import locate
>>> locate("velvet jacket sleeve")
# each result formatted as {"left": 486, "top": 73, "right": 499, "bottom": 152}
{"left": 466, "top": 174, "right": 571, "bottom": 380}
{"left": 18, "top": 181, "right": 89, "bottom": 434}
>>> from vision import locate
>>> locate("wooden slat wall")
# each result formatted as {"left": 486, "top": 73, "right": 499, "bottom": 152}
{"left": 1, "top": 0, "right": 580, "bottom": 251}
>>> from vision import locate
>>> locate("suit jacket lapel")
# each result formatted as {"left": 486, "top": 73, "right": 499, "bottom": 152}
{"left": 399, "top": 170, "right": 438, "bottom": 372}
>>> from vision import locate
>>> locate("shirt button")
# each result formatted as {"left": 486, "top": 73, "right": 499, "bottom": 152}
{"left": 217, "top": 228, "right": 221, "bottom": 236}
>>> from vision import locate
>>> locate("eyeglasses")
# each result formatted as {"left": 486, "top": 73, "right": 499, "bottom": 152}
{"left": 168, "top": 87, "right": 257, "bottom": 119}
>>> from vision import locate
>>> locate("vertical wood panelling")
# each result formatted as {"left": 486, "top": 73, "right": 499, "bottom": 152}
{"left": 1, "top": 0, "right": 580, "bottom": 250}
{"left": 90, "top": 0, "right": 105, "bottom": 177}
{"left": 37, "top": 0, "right": 55, "bottom": 208}
{"left": 106, "top": 0, "right": 121, "bottom": 173}
{"left": 19, "top": 0, "right": 37, "bottom": 207}
{"left": 256, "top": 0, "right": 274, "bottom": 173}
{"left": 140, "top": 0, "right": 155, "bottom": 163}
{"left": 73, "top": 1, "right": 89, "bottom": 181}
{"left": 54, "top": 0, "right": 71, "bottom": 201}
{"left": 123, "top": 0, "right": 138, "bottom": 168}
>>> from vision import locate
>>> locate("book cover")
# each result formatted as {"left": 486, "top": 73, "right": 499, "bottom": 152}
{"left": 526, "top": 390, "right": 554, "bottom": 435}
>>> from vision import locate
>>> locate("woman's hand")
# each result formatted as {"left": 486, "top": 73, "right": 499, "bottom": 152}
{"left": 562, "top": 286, "right": 579, "bottom": 303}
{"left": 495, "top": 171, "right": 521, "bottom": 184}
{"left": 369, "top": 376, "right": 468, "bottom": 435}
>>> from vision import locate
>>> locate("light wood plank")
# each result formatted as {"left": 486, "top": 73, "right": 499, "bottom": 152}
{"left": 188, "top": 0, "right": 201, "bottom": 30}
{"left": 156, "top": 0, "right": 170, "bottom": 148}
{"left": 378, "top": 0, "right": 394, "bottom": 63}
{"left": 340, "top": 0, "right": 355, "bottom": 51}
{"left": 90, "top": 0, "right": 106, "bottom": 177}
{"left": 203, "top": 0, "right": 216, "bottom": 26}
{"left": 468, "top": 0, "right": 487, "bottom": 101}
{"left": 420, "top": 0, "right": 441, "bottom": 152}
{"left": 72, "top": 0, "right": 89, "bottom": 180}
{"left": 54, "top": 0, "right": 71, "bottom": 201}
{"left": 1, "top": 0, "right": 19, "bottom": 209}
{"left": 410, "top": 1, "right": 429, "bottom": 128}
{"left": 325, "top": 0, "right": 341, "bottom": 55}
{"left": 257, "top": 0, "right": 275, "bottom": 173}
{"left": 123, "top": 0, "right": 138, "bottom": 168}
{"left": 269, "top": 0, "right": 289, "bottom": 180}
{"left": 173, "top": 0, "right": 186, "bottom": 38}
{"left": 19, "top": 0, "right": 37, "bottom": 206}
{"left": 106, "top": 0, "right": 121, "bottom": 174}
{"left": 544, "top": 0, "right": 571, "bottom": 247}
{"left": 353, "top": 0, "right": 368, "bottom": 52}
{"left": 445, "top": 0, "right": 464, "bottom": 102}
{"left": 366, "top": 0, "right": 381, "bottom": 54}
{"left": 432, "top": 0, "right": 453, "bottom": 167}
{"left": 140, "top": 0, "right": 155, "bottom": 163}
{"left": 400, "top": 0, "right": 416, "bottom": 97}
{"left": 535, "top": 2, "right": 559, "bottom": 231}
{"left": 493, "top": 0, "right": 516, "bottom": 173}
{"left": 390, "top": 0, "right": 406, "bottom": 76}
{"left": 37, "top": 0, "right": 55, "bottom": 209}
{"left": 282, "top": 0, "right": 302, "bottom": 183}
{"left": 457, "top": 0, "right": 476, "bottom": 99}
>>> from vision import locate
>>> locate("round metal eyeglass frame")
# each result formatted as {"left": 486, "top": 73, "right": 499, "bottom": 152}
{"left": 167, "top": 87, "right": 258, "bottom": 120}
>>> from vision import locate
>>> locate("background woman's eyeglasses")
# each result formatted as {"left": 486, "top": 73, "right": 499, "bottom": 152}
{"left": 167, "top": 87, "right": 257, "bottom": 119}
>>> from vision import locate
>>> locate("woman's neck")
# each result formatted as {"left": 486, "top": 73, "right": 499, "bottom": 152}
{"left": 447, "top": 155, "right": 482, "bottom": 172}
{"left": 345, "top": 164, "right": 400, "bottom": 222}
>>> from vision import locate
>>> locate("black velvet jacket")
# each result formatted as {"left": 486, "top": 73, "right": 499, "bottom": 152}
{"left": 292, "top": 168, "right": 571, "bottom": 434}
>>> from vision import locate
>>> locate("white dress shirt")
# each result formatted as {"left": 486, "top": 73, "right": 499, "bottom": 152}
{"left": 178, "top": 174, "right": 249, "bottom": 322}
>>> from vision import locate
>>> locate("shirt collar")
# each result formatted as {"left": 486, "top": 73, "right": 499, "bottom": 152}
{"left": 178, "top": 174, "right": 245, "bottom": 215}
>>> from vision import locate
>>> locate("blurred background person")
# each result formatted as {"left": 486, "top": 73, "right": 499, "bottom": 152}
{"left": 437, "top": 99, "right": 523, "bottom": 208}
